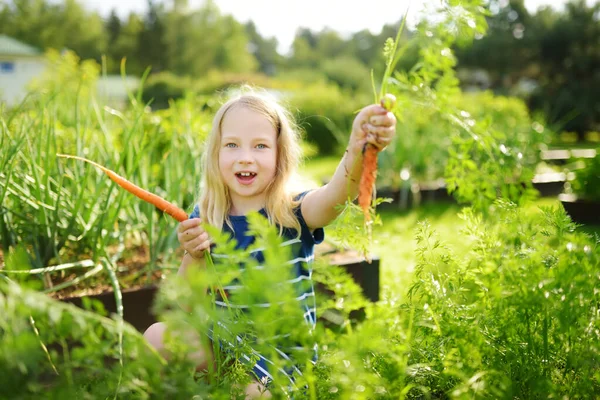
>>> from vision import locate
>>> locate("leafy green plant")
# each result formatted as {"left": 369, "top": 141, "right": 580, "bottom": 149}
{"left": 372, "top": 1, "right": 552, "bottom": 212}
{"left": 0, "top": 51, "right": 212, "bottom": 295}
{"left": 570, "top": 152, "right": 600, "bottom": 201}
{"left": 289, "top": 82, "right": 370, "bottom": 155}
{"left": 407, "top": 200, "right": 600, "bottom": 398}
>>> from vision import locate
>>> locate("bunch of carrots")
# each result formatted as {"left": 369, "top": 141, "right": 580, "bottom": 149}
{"left": 357, "top": 93, "right": 397, "bottom": 224}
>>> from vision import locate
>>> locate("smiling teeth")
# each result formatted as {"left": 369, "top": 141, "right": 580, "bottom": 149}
{"left": 239, "top": 172, "right": 254, "bottom": 176}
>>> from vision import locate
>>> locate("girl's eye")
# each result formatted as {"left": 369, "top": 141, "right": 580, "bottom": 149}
{"left": 225, "top": 143, "right": 237, "bottom": 148}
{"left": 256, "top": 144, "right": 267, "bottom": 149}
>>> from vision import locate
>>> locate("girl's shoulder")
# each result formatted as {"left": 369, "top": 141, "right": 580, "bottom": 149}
{"left": 189, "top": 204, "right": 200, "bottom": 219}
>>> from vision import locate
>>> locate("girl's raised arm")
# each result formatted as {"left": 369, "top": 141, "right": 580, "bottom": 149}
{"left": 301, "top": 100, "right": 396, "bottom": 230}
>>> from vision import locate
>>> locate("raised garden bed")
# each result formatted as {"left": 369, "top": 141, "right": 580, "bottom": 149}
{"left": 532, "top": 172, "right": 567, "bottom": 197}
{"left": 559, "top": 193, "right": 600, "bottom": 226}
{"left": 60, "top": 245, "right": 380, "bottom": 333}
{"left": 61, "top": 284, "right": 158, "bottom": 333}
{"left": 541, "top": 148, "right": 597, "bottom": 164}
{"left": 377, "top": 180, "right": 455, "bottom": 210}
{"left": 376, "top": 172, "right": 566, "bottom": 210}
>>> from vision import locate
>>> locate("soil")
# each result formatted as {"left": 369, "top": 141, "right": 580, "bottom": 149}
{"left": 1, "top": 239, "right": 366, "bottom": 301}
{"left": 50, "top": 244, "right": 185, "bottom": 300}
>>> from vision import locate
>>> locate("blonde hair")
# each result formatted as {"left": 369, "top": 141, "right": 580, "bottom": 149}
{"left": 198, "top": 88, "right": 303, "bottom": 236}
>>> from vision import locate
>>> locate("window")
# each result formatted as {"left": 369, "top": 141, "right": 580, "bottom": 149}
{"left": 0, "top": 62, "right": 15, "bottom": 73}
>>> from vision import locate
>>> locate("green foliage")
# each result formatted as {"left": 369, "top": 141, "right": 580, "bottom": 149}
{"left": 3, "top": 200, "right": 599, "bottom": 398}
{"left": 0, "top": 51, "right": 212, "bottom": 290}
{"left": 321, "top": 56, "right": 372, "bottom": 93}
{"left": 373, "top": 1, "right": 548, "bottom": 212}
{"left": 444, "top": 92, "right": 546, "bottom": 210}
{"left": 0, "top": 277, "right": 204, "bottom": 399}
{"left": 289, "top": 83, "right": 370, "bottom": 155}
{"left": 455, "top": 0, "right": 600, "bottom": 136}
{"left": 407, "top": 200, "right": 600, "bottom": 397}
{"left": 0, "top": 0, "right": 107, "bottom": 60}
{"left": 142, "top": 71, "right": 195, "bottom": 109}
{"left": 327, "top": 198, "right": 390, "bottom": 260}
{"left": 162, "top": 0, "right": 257, "bottom": 77}
{"left": 570, "top": 152, "right": 600, "bottom": 201}
{"left": 3, "top": 1, "right": 600, "bottom": 398}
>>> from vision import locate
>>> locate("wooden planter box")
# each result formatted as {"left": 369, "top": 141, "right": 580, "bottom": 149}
{"left": 376, "top": 173, "right": 567, "bottom": 210}
{"left": 61, "top": 285, "right": 159, "bottom": 333}
{"left": 532, "top": 172, "right": 567, "bottom": 197}
{"left": 541, "top": 148, "right": 596, "bottom": 164}
{"left": 60, "top": 250, "right": 381, "bottom": 333}
{"left": 560, "top": 194, "right": 600, "bottom": 225}
{"left": 314, "top": 248, "right": 380, "bottom": 327}
{"left": 377, "top": 181, "right": 455, "bottom": 211}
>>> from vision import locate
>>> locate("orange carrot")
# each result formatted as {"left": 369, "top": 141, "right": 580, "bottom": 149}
{"left": 358, "top": 94, "right": 396, "bottom": 222}
{"left": 57, "top": 154, "right": 188, "bottom": 222}
{"left": 358, "top": 144, "right": 378, "bottom": 222}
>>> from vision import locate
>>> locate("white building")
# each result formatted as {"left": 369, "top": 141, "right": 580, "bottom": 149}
{"left": 0, "top": 35, "right": 46, "bottom": 107}
{"left": 0, "top": 35, "right": 140, "bottom": 109}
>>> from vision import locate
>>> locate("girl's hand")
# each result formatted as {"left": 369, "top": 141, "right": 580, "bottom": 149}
{"left": 349, "top": 104, "right": 397, "bottom": 155}
{"left": 177, "top": 218, "right": 211, "bottom": 259}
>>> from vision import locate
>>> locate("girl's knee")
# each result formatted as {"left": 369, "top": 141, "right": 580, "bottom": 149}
{"left": 143, "top": 322, "right": 167, "bottom": 355}
{"left": 244, "top": 381, "right": 272, "bottom": 399}
{"left": 144, "top": 322, "right": 209, "bottom": 370}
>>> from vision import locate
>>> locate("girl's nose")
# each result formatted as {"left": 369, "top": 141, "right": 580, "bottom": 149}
{"left": 237, "top": 149, "right": 254, "bottom": 164}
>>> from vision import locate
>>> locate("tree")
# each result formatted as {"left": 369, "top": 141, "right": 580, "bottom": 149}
{"left": 245, "top": 21, "right": 281, "bottom": 75}
{"left": 105, "top": 12, "right": 145, "bottom": 75}
{"left": 0, "top": 0, "right": 106, "bottom": 61}
{"left": 137, "top": 0, "right": 167, "bottom": 73}
{"left": 163, "top": 0, "right": 256, "bottom": 77}
{"left": 530, "top": 0, "right": 600, "bottom": 136}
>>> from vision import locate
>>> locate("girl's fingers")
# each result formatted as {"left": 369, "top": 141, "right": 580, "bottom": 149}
{"left": 364, "top": 124, "right": 395, "bottom": 137}
{"left": 177, "top": 218, "right": 200, "bottom": 234}
{"left": 366, "top": 133, "right": 393, "bottom": 150}
{"left": 369, "top": 113, "right": 396, "bottom": 127}
{"left": 191, "top": 240, "right": 211, "bottom": 258}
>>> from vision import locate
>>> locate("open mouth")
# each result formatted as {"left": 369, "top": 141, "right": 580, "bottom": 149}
{"left": 235, "top": 172, "right": 257, "bottom": 184}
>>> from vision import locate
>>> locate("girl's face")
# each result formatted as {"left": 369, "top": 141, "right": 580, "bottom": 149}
{"left": 219, "top": 105, "right": 278, "bottom": 214}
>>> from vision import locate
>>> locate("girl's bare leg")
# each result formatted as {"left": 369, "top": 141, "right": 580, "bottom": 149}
{"left": 145, "top": 323, "right": 271, "bottom": 398}
{"left": 143, "top": 322, "right": 210, "bottom": 371}
{"left": 243, "top": 381, "right": 272, "bottom": 399}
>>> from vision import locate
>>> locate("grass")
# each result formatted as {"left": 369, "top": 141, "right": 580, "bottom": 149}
{"left": 370, "top": 197, "right": 599, "bottom": 302}
{"left": 299, "top": 154, "right": 340, "bottom": 186}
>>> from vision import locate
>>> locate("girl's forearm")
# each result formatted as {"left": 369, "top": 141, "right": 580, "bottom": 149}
{"left": 178, "top": 253, "right": 206, "bottom": 278}
{"left": 326, "top": 147, "right": 364, "bottom": 207}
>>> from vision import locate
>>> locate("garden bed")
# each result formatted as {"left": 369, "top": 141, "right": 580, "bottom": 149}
{"left": 58, "top": 243, "right": 380, "bottom": 333}
{"left": 532, "top": 172, "right": 567, "bottom": 197}
{"left": 376, "top": 172, "right": 566, "bottom": 210}
{"left": 541, "top": 148, "right": 596, "bottom": 164}
{"left": 559, "top": 193, "right": 600, "bottom": 225}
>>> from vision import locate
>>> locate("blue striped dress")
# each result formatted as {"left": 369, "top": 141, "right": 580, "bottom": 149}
{"left": 189, "top": 191, "right": 324, "bottom": 388}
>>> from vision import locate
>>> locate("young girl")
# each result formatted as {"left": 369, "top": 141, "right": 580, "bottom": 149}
{"left": 144, "top": 89, "right": 396, "bottom": 397}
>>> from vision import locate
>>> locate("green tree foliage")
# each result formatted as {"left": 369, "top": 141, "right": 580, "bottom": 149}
{"left": 104, "top": 11, "right": 144, "bottom": 74}
{"left": 529, "top": 0, "right": 600, "bottom": 137}
{"left": 0, "top": 0, "right": 107, "bottom": 60}
{"left": 163, "top": 0, "right": 257, "bottom": 77}
{"left": 136, "top": 0, "right": 168, "bottom": 74}
{"left": 455, "top": 0, "right": 600, "bottom": 136}
{"left": 245, "top": 21, "right": 282, "bottom": 75}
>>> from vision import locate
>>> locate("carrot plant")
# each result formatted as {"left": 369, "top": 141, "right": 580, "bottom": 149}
{"left": 372, "top": 0, "right": 551, "bottom": 212}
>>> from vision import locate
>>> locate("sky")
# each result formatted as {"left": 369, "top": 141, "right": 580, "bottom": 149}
{"left": 81, "top": 0, "right": 583, "bottom": 54}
